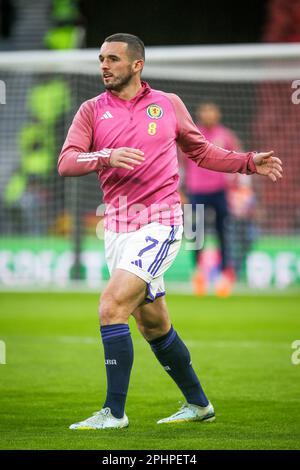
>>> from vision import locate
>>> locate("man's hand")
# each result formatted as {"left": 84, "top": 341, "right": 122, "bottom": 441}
{"left": 110, "top": 147, "right": 145, "bottom": 170}
{"left": 253, "top": 151, "right": 283, "bottom": 182}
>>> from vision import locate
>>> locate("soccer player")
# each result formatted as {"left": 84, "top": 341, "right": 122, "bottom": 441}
{"left": 58, "top": 33, "right": 283, "bottom": 429}
{"left": 183, "top": 102, "right": 241, "bottom": 297}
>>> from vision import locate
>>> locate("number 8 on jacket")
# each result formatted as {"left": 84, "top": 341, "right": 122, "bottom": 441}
{"left": 148, "top": 122, "right": 157, "bottom": 135}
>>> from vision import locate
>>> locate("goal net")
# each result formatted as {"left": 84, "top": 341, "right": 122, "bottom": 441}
{"left": 0, "top": 44, "right": 299, "bottom": 291}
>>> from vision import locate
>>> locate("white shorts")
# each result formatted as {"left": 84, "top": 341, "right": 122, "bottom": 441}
{"left": 104, "top": 222, "right": 183, "bottom": 302}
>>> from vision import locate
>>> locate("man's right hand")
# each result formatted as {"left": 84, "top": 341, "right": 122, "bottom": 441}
{"left": 109, "top": 148, "right": 145, "bottom": 170}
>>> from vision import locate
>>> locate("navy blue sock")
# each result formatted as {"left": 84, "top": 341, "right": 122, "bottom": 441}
{"left": 100, "top": 324, "right": 134, "bottom": 419}
{"left": 149, "top": 326, "right": 209, "bottom": 407}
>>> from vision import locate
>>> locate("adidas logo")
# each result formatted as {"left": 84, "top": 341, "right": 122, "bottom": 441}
{"left": 100, "top": 111, "right": 114, "bottom": 120}
{"left": 164, "top": 365, "right": 171, "bottom": 371}
{"left": 131, "top": 259, "right": 142, "bottom": 268}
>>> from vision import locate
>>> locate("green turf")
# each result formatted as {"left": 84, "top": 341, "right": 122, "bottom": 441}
{"left": 0, "top": 292, "right": 300, "bottom": 450}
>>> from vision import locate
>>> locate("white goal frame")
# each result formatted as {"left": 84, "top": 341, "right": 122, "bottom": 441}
{"left": 0, "top": 43, "right": 299, "bottom": 81}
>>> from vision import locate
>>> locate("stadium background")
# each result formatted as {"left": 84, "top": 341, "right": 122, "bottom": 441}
{"left": 0, "top": 0, "right": 300, "bottom": 451}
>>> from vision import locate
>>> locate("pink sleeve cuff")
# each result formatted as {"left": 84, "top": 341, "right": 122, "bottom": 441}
{"left": 247, "top": 152, "right": 258, "bottom": 174}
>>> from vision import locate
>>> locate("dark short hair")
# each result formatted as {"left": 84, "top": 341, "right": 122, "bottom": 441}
{"left": 104, "top": 33, "right": 145, "bottom": 61}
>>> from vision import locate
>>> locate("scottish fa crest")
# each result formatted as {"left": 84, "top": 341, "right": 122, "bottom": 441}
{"left": 147, "top": 104, "right": 163, "bottom": 119}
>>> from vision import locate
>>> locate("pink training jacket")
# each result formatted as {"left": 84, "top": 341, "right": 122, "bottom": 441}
{"left": 58, "top": 81, "right": 257, "bottom": 232}
{"left": 185, "top": 125, "right": 241, "bottom": 194}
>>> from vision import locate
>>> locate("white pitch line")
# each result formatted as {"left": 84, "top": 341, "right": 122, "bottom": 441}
{"left": 56, "top": 336, "right": 290, "bottom": 349}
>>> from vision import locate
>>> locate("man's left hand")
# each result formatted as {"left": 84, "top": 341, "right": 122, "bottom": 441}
{"left": 253, "top": 150, "right": 283, "bottom": 182}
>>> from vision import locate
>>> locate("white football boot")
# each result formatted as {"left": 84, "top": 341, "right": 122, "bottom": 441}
{"left": 157, "top": 402, "right": 215, "bottom": 424}
{"left": 69, "top": 407, "right": 129, "bottom": 430}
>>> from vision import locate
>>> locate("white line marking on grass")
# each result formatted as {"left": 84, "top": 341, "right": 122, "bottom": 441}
{"left": 184, "top": 340, "right": 289, "bottom": 349}
{"left": 3, "top": 335, "right": 291, "bottom": 350}
{"left": 37, "top": 336, "right": 295, "bottom": 349}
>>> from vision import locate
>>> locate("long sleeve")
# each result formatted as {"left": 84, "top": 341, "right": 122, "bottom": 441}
{"left": 167, "top": 93, "right": 257, "bottom": 175}
{"left": 57, "top": 99, "right": 112, "bottom": 177}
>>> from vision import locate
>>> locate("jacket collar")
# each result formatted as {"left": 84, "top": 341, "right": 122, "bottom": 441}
{"left": 107, "top": 80, "right": 151, "bottom": 104}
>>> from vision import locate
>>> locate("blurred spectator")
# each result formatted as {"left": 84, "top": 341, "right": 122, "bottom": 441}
{"left": 44, "top": 0, "right": 86, "bottom": 49}
{"left": 1, "top": 1, "right": 84, "bottom": 235}
{"left": 3, "top": 79, "right": 71, "bottom": 234}
{"left": 263, "top": 0, "right": 300, "bottom": 42}
{"left": 183, "top": 102, "right": 241, "bottom": 296}
{"left": 0, "top": 0, "right": 86, "bottom": 51}
{"left": 252, "top": 0, "right": 300, "bottom": 235}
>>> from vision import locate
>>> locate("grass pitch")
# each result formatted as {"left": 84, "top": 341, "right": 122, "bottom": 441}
{"left": 0, "top": 292, "right": 299, "bottom": 450}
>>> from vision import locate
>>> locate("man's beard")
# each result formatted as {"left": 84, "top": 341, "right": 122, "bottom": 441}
{"left": 103, "top": 69, "right": 133, "bottom": 92}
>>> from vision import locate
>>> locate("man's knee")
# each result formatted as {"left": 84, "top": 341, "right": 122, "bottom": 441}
{"left": 99, "top": 291, "right": 127, "bottom": 325}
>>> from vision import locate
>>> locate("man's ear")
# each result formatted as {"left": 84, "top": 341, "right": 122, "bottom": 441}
{"left": 133, "top": 59, "right": 144, "bottom": 73}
